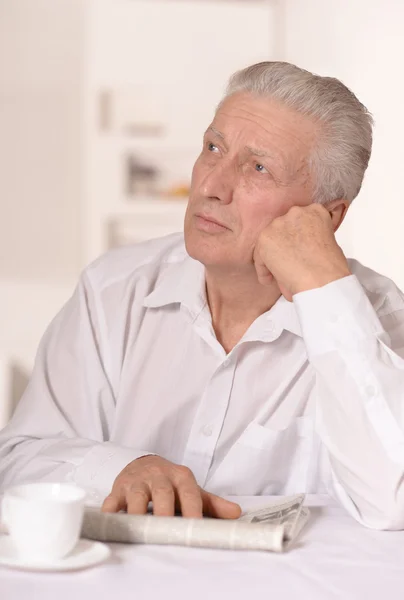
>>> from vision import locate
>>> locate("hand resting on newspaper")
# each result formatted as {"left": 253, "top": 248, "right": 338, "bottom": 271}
{"left": 101, "top": 455, "right": 241, "bottom": 519}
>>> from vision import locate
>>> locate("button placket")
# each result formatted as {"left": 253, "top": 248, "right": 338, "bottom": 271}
{"left": 182, "top": 360, "right": 237, "bottom": 486}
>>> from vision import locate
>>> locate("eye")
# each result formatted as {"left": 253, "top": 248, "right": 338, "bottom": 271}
{"left": 207, "top": 142, "right": 219, "bottom": 153}
{"left": 255, "top": 163, "right": 268, "bottom": 173}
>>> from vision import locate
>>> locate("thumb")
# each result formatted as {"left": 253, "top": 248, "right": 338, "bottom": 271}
{"left": 255, "top": 261, "right": 274, "bottom": 286}
{"left": 253, "top": 243, "right": 274, "bottom": 286}
{"left": 278, "top": 282, "right": 293, "bottom": 302}
{"left": 201, "top": 491, "right": 242, "bottom": 519}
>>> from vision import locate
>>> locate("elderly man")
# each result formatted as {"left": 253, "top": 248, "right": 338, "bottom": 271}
{"left": 1, "top": 61, "right": 404, "bottom": 529}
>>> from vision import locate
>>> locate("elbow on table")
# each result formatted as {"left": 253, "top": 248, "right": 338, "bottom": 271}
{"left": 358, "top": 496, "right": 404, "bottom": 531}
{"left": 334, "top": 467, "right": 404, "bottom": 530}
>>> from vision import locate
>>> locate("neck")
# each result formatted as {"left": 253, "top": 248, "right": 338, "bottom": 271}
{"left": 205, "top": 264, "right": 281, "bottom": 352}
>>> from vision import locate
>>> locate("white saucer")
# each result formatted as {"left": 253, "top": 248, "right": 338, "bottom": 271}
{"left": 0, "top": 536, "right": 111, "bottom": 572}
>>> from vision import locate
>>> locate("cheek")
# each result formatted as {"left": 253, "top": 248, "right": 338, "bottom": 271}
{"left": 236, "top": 191, "right": 280, "bottom": 237}
{"left": 236, "top": 176, "right": 305, "bottom": 237}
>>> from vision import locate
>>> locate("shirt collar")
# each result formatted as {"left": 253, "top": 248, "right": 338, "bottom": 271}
{"left": 143, "top": 253, "right": 302, "bottom": 338}
{"left": 143, "top": 254, "right": 207, "bottom": 317}
{"left": 267, "top": 294, "right": 302, "bottom": 338}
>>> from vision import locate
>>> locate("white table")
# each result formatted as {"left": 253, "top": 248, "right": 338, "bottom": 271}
{"left": 1, "top": 495, "right": 404, "bottom": 600}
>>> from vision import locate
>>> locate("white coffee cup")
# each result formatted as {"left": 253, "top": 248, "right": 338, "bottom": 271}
{"left": 2, "top": 482, "right": 86, "bottom": 561}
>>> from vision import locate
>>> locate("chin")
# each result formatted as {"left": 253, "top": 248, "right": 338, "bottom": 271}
{"left": 184, "top": 228, "right": 232, "bottom": 267}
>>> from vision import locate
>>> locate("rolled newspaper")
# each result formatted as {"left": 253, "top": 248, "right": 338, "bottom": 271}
{"left": 82, "top": 494, "right": 309, "bottom": 553}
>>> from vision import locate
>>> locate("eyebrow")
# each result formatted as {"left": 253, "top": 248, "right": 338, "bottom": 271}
{"left": 206, "top": 126, "right": 282, "bottom": 169}
{"left": 244, "top": 145, "right": 274, "bottom": 159}
{"left": 206, "top": 126, "right": 225, "bottom": 140}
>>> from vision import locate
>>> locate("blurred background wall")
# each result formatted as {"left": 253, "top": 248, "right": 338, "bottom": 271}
{"left": 0, "top": 0, "right": 403, "bottom": 422}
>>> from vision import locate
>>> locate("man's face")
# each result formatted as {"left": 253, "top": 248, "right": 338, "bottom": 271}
{"left": 184, "top": 92, "right": 319, "bottom": 269}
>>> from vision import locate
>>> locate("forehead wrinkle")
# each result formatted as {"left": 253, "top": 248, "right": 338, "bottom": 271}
{"left": 213, "top": 116, "right": 291, "bottom": 173}
{"left": 212, "top": 101, "right": 316, "bottom": 187}
{"left": 217, "top": 100, "right": 317, "bottom": 162}
{"left": 221, "top": 102, "right": 314, "bottom": 146}
{"left": 215, "top": 114, "right": 299, "bottom": 173}
{"left": 237, "top": 109, "right": 315, "bottom": 185}
{"left": 207, "top": 121, "right": 287, "bottom": 172}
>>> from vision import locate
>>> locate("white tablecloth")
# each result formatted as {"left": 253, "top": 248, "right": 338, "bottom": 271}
{"left": 1, "top": 495, "right": 404, "bottom": 600}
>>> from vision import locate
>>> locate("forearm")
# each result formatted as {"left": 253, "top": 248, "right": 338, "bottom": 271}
{"left": 312, "top": 351, "right": 404, "bottom": 529}
{"left": 0, "top": 430, "right": 154, "bottom": 505}
{"left": 294, "top": 275, "right": 404, "bottom": 529}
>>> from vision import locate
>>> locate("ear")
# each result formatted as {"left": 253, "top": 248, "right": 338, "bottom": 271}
{"left": 325, "top": 198, "right": 349, "bottom": 233}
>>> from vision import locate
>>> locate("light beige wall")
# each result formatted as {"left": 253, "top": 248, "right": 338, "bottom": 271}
{"left": 0, "top": 0, "right": 84, "bottom": 283}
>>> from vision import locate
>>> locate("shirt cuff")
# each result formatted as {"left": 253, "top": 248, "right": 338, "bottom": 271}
{"left": 72, "top": 442, "right": 156, "bottom": 505}
{"left": 292, "top": 275, "right": 387, "bottom": 358}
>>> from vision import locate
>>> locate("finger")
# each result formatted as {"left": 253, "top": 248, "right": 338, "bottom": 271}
{"left": 278, "top": 282, "right": 293, "bottom": 302}
{"left": 150, "top": 477, "right": 176, "bottom": 516}
{"left": 176, "top": 482, "right": 204, "bottom": 519}
{"left": 253, "top": 247, "right": 274, "bottom": 286}
{"left": 256, "top": 268, "right": 274, "bottom": 286}
{"left": 202, "top": 491, "right": 242, "bottom": 520}
{"left": 125, "top": 482, "right": 152, "bottom": 515}
{"left": 101, "top": 492, "right": 127, "bottom": 513}
{"left": 254, "top": 260, "right": 274, "bottom": 286}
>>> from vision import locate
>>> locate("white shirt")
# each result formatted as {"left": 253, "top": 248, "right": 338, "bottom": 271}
{"left": 1, "top": 233, "right": 404, "bottom": 529}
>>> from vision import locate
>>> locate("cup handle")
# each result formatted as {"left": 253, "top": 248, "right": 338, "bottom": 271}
{"left": 1, "top": 496, "right": 10, "bottom": 533}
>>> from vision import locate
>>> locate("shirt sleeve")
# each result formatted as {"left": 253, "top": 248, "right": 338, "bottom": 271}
{"left": 293, "top": 275, "right": 404, "bottom": 530}
{"left": 0, "top": 271, "right": 154, "bottom": 505}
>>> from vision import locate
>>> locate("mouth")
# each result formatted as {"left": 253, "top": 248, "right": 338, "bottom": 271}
{"left": 195, "top": 213, "right": 229, "bottom": 233}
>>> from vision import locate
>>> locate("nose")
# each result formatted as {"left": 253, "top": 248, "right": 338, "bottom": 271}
{"left": 199, "top": 158, "right": 236, "bottom": 205}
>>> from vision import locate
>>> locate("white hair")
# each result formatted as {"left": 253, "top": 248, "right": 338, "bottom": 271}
{"left": 219, "top": 61, "right": 373, "bottom": 204}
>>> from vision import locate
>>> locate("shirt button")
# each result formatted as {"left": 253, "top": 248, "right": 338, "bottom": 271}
{"left": 365, "top": 384, "right": 377, "bottom": 397}
{"left": 203, "top": 425, "right": 213, "bottom": 437}
{"left": 223, "top": 358, "right": 230, "bottom": 367}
